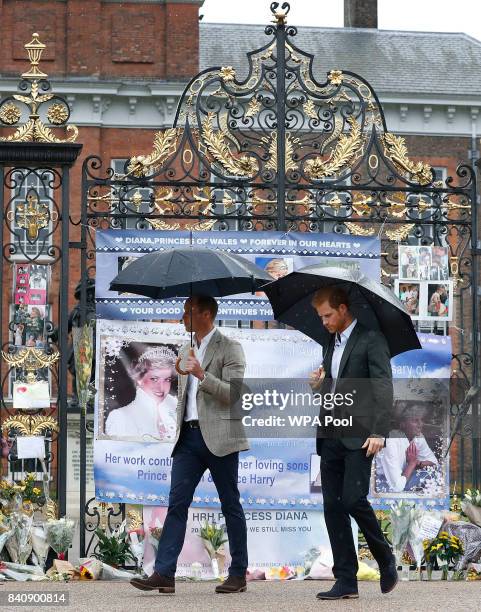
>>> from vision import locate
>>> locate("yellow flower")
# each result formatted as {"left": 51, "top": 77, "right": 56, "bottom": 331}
{"left": 32, "top": 488, "right": 41, "bottom": 495}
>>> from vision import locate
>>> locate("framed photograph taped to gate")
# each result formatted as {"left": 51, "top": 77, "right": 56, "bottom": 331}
{"left": 425, "top": 281, "right": 453, "bottom": 321}
{"left": 398, "top": 246, "right": 419, "bottom": 280}
{"left": 395, "top": 280, "right": 421, "bottom": 320}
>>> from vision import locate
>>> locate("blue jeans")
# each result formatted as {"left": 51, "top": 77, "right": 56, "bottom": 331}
{"left": 154, "top": 424, "right": 248, "bottom": 577}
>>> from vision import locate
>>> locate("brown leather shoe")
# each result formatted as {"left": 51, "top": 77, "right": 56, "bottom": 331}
{"left": 215, "top": 575, "right": 247, "bottom": 593}
{"left": 130, "top": 572, "right": 175, "bottom": 593}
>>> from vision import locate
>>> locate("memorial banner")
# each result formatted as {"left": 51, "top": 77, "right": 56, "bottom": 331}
{"left": 94, "top": 321, "right": 451, "bottom": 511}
{"left": 142, "top": 506, "right": 357, "bottom": 578}
{"left": 371, "top": 333, "right": 452, "bottom": 510}
{"left": 95, "top": 230, "right": 380, "bottom": 321}
{"left": 94, "top": 321, "right": 324, "bottom": 509}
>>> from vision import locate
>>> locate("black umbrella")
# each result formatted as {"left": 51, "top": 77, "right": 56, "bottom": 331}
{"left": 263, "top": 265, "right": 421, "bottom": 357}
{"left": 110, "top": 247, "right": 272, "bottom": 371}
{"left": 110, "top": 247, "right": 272, "bottom": 299}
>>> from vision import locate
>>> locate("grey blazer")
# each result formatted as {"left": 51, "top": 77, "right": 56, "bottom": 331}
{"left": 173, "top": 329, "right": 249, "bottom": 457}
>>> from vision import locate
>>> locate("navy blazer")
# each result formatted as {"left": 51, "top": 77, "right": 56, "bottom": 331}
{"left": 316, "top": 322, "right": 394, "bottom": 452}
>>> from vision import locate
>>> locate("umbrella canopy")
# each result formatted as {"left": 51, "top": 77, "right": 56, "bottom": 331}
{"left": 263, "top": 265, "right": 421, "bottom": 357}
{"left": 109, "top": 247, "right": 272, "bottom": 298}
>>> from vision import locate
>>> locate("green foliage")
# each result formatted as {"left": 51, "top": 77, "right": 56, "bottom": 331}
{"left": 93, "top": 525, "right": 134, "bottom": 567}
{"left": 199, "top": 521, "right": 228, "bottom": 553}
{"left": 423, "top": 532, "right": 463, "bottom": 567}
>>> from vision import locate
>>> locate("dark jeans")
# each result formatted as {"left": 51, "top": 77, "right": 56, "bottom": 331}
{"left": 320, "top": 439, "right": 392, "bottom": 586}
{"left": 154, "top": 424, "right": 248, "bottom": 578}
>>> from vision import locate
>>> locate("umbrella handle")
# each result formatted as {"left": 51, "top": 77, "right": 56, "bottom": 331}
{"left": 175, "top": 348, "right": 195, "bottom": 376}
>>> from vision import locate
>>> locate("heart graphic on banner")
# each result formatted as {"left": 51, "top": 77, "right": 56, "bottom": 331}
{"left": 114, "top": 237, "right": 123, "bottom": 243}
{"left": 119, "top": 308, "right": 128, "bottom": 313}
{"left": 239, "top": 239, "right": 248, "bottom": 244}
{"left": 17, "top": 387, "right": 28, "bottom": 393}
{"left": 353, "top": 243, "right": 361, "bottom": 248}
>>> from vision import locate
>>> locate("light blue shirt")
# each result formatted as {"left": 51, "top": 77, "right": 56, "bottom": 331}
{"left": 331, "top": 318, "right": 358, "bottom": 388}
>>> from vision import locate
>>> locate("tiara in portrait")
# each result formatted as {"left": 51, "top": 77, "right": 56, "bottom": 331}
{"left": 138, "top": 346, "right": 177, "bottom": 364}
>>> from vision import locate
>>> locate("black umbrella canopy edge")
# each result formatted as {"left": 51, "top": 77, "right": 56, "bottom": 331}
{"left": 263, "top": 267, "right": 421, "bottom": 357}
{"left": 109, "top": 247, "right": 272, "bottom": 297}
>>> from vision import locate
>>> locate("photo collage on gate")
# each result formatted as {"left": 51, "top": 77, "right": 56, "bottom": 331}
{"left": 395, "top": 246, "right": 452, "bottom": 321}
{"left": 13, "top": 264, "right": 49, "bottom": 347}
{"left": 11, "top": 264, "right": 51, "bottom": 409}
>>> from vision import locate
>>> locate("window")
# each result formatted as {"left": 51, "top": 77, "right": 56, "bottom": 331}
{"left": 433, "top": 166, "right": 448, "bottom": 185}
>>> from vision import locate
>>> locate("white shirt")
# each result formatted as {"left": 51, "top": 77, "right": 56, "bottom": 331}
{"left": 184, "top": 327, "right": 217, "bottom": 422}
{"left": 330, "top": 318, "right": 357, "bottom": 387}
{"left": 105, "top": 387, "right": 177, "bottom": 441}
{"left": 376, "top": 433, "right": 438, "bottom": 492}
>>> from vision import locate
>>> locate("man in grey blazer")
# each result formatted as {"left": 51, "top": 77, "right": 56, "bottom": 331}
{"left": 131, "top": 295, "right": 249, "bottom": 595}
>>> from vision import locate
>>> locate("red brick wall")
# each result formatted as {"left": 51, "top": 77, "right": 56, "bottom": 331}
{"left": 0, "top": 0, "right": 200, "bottom": 79}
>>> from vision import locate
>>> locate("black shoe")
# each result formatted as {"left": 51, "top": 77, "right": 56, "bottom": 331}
{"left": 215, "top": 575, "right": 247, "bottom": 593}
{"left": 380, "top": 558, "right": 399, "bottom": 594}
{"left": 130, "top": 572, "right": 175, "bottom": 593}
{"left": 316, "top": 581, "right": 359, "bottom": 600}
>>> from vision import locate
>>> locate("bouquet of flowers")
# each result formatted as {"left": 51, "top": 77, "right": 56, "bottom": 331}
{"left": 126, "top": 510, "right": 144, "bottom": 570}
{"left": 423, "top": 531, "right": 463, "bottom": 579}
{"left": 0, "top": 513, "right": 14, "bottom": 557}
{"left": 403, "top": 505, "right": 430, "bottom": 571}
{"left": 0, "top": 474, "right": 43, "bottom": 513}
{"left": 93, "top": 521, "right": 134, "bottom": 567}
{"left": 45, "top": 518, "right": 76, "bottom": 560}
{"left": 265, "top": 566, "right": 296, "bottom": 580}
{"left": 390, "top": 501, "right": 416, "bottom": 566}
{"left": 31, "top": 523, "right": 50, "bottom": 569}
{"left": 462, "top": 489, "right": 481, "bottom": 527}
{"left": 5, "top": 510, "right": 33, "bottom": 565}
{"left": 73, "top": 322, "right": 95, "bottom": 418}
{"left": 148, "top": 524, "right": 163, "bottom": 558}
{"left": 199, "top": 521, "right": 228, "bottom": 579}
{"left": 128, "top": 527, "right": 144, "bottom": 570}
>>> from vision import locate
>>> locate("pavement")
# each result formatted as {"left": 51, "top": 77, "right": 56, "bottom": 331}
{"left": 1, "top": 579, "right": 480, "bottom": 612}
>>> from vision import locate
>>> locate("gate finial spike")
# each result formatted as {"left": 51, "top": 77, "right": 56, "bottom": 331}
{"left": 270, "top": 2, "right": 290, "bottom": 25}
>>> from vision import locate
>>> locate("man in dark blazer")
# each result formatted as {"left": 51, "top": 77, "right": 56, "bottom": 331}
{"left": 309, "top": 286, "right": 398, "bottom": 600}
{"left": 130, "top": 295, "right": 249, "bottom": 595}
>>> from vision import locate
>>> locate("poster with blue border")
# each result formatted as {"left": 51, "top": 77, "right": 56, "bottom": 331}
{"left": 95, "top": 230, "right": 380, "bottom": 321}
